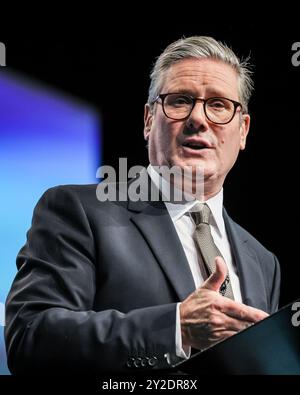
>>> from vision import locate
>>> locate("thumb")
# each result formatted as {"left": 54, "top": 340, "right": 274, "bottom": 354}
{"left": 202, "top": 256, "right": 227, "bottom": 292}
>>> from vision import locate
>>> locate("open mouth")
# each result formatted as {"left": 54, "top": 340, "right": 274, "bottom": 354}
{"left": 182, "top": 142, "right": 210, "bottom": 150}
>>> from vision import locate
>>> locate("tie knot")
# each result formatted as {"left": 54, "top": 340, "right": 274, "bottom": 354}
{"left": 191, "top": 203, "right": 211, "bottom": 225}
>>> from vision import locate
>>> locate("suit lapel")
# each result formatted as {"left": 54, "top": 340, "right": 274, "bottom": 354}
{"left": 224, "top": 209, "right": 268, "bottom": 312}
{"left": 126, "top": 170, "right": 268, "bottom": 309}
{"left": 127, "top": 170, "right": 195, "bottom": 301}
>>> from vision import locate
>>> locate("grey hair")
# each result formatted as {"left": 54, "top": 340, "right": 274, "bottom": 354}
{"left": 147, "top": 36, "right": 254, "bottom": 113}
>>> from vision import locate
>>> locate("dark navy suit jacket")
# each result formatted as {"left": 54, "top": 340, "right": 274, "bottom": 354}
{"left": 5, "top": 171, "right": 280, "bottom": 374}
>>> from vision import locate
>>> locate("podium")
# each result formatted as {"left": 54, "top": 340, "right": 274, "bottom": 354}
{"left": 174, "top": 299, "right": 300, "bottom": 374}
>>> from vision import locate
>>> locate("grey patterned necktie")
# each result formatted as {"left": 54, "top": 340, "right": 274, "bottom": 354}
{"left": 190, "top": 203, "right": 234, "bottom": 299}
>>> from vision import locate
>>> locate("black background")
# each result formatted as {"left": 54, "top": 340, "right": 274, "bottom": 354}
{"left": 2, "top": 22, "right": 300, "bottom": 308}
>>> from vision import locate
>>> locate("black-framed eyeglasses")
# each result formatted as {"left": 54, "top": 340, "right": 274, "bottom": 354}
{"left": 152, "top": 93, "right": 243, "bottom": 125}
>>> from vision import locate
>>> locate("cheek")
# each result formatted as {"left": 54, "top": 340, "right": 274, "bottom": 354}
{"left": 218, "top": 132, "right": 227, "bottom": 147}
{"left": 154, "top": 119, "right": 178, "bottom": 147}
{"left": 218, "top": 135, "right": 240, "bottom": 162}
{"left": 214, "top": 126, "right": 226, "bottom": 146}
{"left": 153, "top": 124, "right": 168, "bottom": 149}
{"left": 219, "top": 126, "right": 241, "bottom": 149}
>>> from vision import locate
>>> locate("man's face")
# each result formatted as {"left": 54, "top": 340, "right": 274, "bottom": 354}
{"left": 144, "top": 58, "right": 250, "bottom": 192}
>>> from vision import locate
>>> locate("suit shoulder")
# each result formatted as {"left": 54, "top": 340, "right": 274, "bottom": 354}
{"left": 32, "top": 184, "right": 99, "bottom": 218}
{"left": 37, "top": 183, "right": 127, "bottom": 215}
{"left": 40, "top": 184, "right": 97, "bottom": 202}
{"left": 43, "top": 183, "right": 97, "bottom": 196}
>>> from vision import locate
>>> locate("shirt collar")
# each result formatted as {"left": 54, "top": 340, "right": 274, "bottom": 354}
{"left": 147, "top": 164, "right": 225, "bottom": 236}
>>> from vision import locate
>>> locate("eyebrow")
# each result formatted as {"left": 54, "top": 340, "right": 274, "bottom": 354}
{"left": 169, "top": 88, "right": 230, "bottom": 98}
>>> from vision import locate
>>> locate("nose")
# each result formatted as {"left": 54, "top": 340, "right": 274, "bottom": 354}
{"left": 184, "top": 101, "right": 209, "bottom": 135}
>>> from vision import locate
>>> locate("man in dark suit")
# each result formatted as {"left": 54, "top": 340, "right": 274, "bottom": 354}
{"left": 5, "top": 36, "right": 280, "bottom": 374}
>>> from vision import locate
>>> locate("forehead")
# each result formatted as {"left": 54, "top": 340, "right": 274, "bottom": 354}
{"left": 160, "top": 58, "right": 239, "bottom": 99}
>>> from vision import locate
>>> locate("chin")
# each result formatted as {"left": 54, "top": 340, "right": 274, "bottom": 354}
{"left": 174, "top": 158, "right": 209, "bottom": 173}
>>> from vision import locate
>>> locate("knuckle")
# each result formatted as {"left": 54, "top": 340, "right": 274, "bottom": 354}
{"left": 209, "top": 331, "right": 223, "bottom": 341}
{"left": 239, "top": 308, "right": 246, "bottom": 320}
{"left": 207, "top": 313, "right": 222, "bottom": 327}
{"left": 210, "top": 299, "right": 220, "bottom": 311}
{"left": 207, "top": 313, "right": 215, "bottom": 322}
{"left": 209, "top": 316, "right": 221, "bottom": 326}
{"left": 214, "top": 332, "right": 224, "bottom": 340}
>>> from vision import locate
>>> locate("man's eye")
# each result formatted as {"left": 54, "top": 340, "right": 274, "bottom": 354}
{"left": 169, "top": 95, "right": 191, "bottom": 105}
{"left": 208, "top": 100, "right": 226, "bottom": 108}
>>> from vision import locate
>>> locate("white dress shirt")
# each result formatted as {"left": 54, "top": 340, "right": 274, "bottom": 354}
{"left": 147, "top": 165, "right": 242, "bottom": 359}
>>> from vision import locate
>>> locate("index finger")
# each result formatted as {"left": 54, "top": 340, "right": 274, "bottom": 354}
{"left": 221, "top": 299, "right": 269, "bottom": 323}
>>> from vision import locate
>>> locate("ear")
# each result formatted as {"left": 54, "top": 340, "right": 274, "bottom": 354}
{"left": 239, "top": 113, "right": 250, "bottom": 150}
{"left": 144, "top": 103, "right": 153, "bottom": 141}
